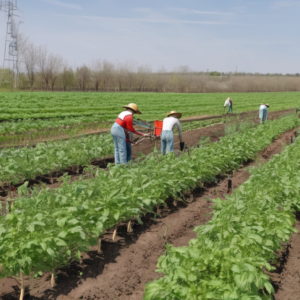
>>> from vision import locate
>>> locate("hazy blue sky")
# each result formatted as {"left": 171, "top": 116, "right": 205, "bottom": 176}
{"left": 0, "top": 0, "right": 299, "bottom": 73}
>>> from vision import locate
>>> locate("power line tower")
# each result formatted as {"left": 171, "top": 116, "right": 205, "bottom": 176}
{"left": 0, "top": 0, "right": 23, "bottom": 90}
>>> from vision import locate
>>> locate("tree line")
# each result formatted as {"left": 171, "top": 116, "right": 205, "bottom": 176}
{"left": 1, "top": 33, "right": 300, "bottom": 93}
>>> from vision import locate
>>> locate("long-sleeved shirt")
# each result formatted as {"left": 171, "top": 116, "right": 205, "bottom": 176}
{"left": 224, "top": 99, "right": 232, "bottom": 107}
{"left": 115, "top": 111, "right": 144, "bottom": 142}
{"left": 162, "top": 116, "right": 182, "bottom": 137}
{"left": 259, "top": 105, "right": 268, "bottom": 110}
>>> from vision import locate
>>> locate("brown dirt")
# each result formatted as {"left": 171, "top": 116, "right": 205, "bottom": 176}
{"left": 274, "top": 217, "right": 300, "bottom": 300}
{"left": 0, "top": 125, "right": 297, "bottom": 300}
{"left": 132, "top": 109, "right": 295, "bottom": 158}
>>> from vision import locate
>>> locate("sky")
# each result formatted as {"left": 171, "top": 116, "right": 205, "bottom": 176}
{"left": 0, "top": 0, "right": 299, "bottom": 73}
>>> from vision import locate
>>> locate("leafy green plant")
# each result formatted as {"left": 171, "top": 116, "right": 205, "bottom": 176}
{"left": 0, "top": 133, "right": 114, "bottom": 185}
{"left": 0, "top": 114, "right": 299, "bottom": 300}
{"left": 144, "top": 123, "right": 300, "bottom": 300}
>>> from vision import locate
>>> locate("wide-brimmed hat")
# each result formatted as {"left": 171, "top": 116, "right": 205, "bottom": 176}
{"left": 123, "top": 103, "right": 142, "bottom": 114}
{"left": 261, "top": 103, "right": 270, "bottom": 108}
{"left": 167, "top": 111, "right": 182, "bottom": 119}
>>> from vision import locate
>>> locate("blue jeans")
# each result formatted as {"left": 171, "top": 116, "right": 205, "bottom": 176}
{"left": 126, "top": 142, "right": 132, "bottom": 162}
{"left": 259, "top": 108, "right": 268, "bottom": 123}
{"left": 111, "top": 123, "right": 127, "bottom": 164}
{"left": 229, "top": 105, "right": 233, "bottom": 113}
{"left": 161, "top": 130, "right": 174, "bottom": 155}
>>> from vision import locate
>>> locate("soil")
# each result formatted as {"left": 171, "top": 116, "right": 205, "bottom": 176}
{"left": 0, "top": 124, "right": 297, "bottom": 300}
{"left": 131, "top": 108, "right": 295, "bottom": 158}
{"left": 274, "top": 217, "right": 300, "bottom": 300}
{"left": 0, "top": 109, "right": 294, "bottom": 202}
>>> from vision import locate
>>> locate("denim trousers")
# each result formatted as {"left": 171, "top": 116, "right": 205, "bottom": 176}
{"left": 259, "top": 108, "right": 268, "bottom": 123}
{"left": 161, "top": 130, "right": 174, "bottom": 154}
{"left": 111, "top": 123, "right": 127, "bottom": 164}
{"left": 229, "top": 105, "right": 233, "bottom": 113}
{"left": 126, "top": 142, "right": 132, "bottom": 162}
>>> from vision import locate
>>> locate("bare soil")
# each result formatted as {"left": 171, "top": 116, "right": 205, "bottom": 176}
{"left": 131, "top": 108, "right": 295, "bottom": 158}
{"left": 0, "top": 122, "right": 297, "bottom": 300}
{"left": 274, "top": 216, "right": 300, "bottom": 300}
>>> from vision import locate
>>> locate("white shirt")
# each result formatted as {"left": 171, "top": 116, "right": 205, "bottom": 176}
{"left": 259, "top": 105, "right": 267, "bottom": 110}
{"left": 162, "top": 116, "right": 182, "bottom": 137}
{"left": 117, "top": 111, "right": 132, "bottom": 120}
{"left": 224, "top": 99, "right": 230, "bottom": 107}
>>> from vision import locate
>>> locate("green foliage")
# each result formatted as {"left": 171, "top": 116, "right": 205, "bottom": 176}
{"left": 0, "top": 91, "right": 299, "bottom": 122}
{"left": 0, "top": 133, "right": 114, "bottom": 185}
{"left": 225, "top": 121, "right": 255, "bottom": 136}
{"left": 0, "top": 115, "right": 107, "bottom": 135}
{"left": 0, "top": 115, "right": 298, "bottom": 289}
{"left": 145, "top": 118, "right": 300, "bottom": 299}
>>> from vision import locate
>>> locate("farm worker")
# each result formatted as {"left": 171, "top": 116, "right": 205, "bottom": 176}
{"left": 259, "top": 103, "right": 269, "bottom": 123}
{"left": 224, "top": 97, "right": 233, "bottom": 113}
{"left": 111, "top": 103, "right": 149, "bottom": 164}
{"left": 161, "top": 111, "right": 183, "bottom": 155}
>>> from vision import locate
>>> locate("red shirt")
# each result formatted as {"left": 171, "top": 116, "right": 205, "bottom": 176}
{"left": 115, "top": 111, "right": 144, "bottom": 143}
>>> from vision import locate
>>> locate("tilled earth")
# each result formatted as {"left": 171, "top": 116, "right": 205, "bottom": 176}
{"left": 1, "top": 120, "right": 298, "bottom": 299}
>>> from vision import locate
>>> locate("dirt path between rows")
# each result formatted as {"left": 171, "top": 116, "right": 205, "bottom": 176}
{"left": 274, "top": 218, "right": 300, "bottom": 300}
{"left": 0, "top": 109, "right": 294, "bottom": 203}
{"left": 1, "top": 123, "right": 297, "bottom": 300}
{"left": 131, "top": 108, "right": 295, "bottom": 158}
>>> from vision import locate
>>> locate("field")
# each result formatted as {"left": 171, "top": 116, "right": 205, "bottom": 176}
{"left": 0, "top": 91, "right": 299, "bottom": 147}
{"left": 0, "top": 92, "right": 300, "bottom": 300}
{"left": 0, "top": 91, "right": 300, "bottom": 121}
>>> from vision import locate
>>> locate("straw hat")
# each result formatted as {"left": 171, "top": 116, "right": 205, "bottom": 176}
{"left": 123, "top": 103, "right": 142, "bottom": 114}
{"left": 167, "top": 111, "right": 182, "bottom": 119}
{"left": 261, "top": 103, "right": 270, "bottom": 107}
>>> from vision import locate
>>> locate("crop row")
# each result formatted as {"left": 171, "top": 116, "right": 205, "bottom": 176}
{"left": 144, "top": 131, "right": 300, "bottom": 299}
{"left": 0, "top": 117, "right": 224, "bottom": 185}
{"left": 0, "top": 91, "right": 299, "bottom": 121}
{"left": 0, "top": 133, "right": 114, "bottom": 185}
{"left": 0, "top": 115, "right": 108, "bottom": 135}
{"left": 0, "top": 114, "right": 298, "bottom": 300}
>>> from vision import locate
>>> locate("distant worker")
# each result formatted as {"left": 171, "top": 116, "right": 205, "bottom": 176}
{"left": 111, "top": 103, "right": 149, "bottom": 164}
{"left": 161, "top": 111, "right": 183, "bottom": 155}
{"left": 259, "top": 103, "right": 269, "bottom": 123}
{"left": 224, "top": 97, "right": 233, "bottom": 113}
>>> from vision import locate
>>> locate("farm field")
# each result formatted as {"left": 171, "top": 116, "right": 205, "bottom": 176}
{"left": 0, "top": 109, "right": 294, "bottom": 198}
{"left": 145, "top": 131, "right": 300, "bottom": 300}
{"left": 0, "top": 91, "right": 298, "bottom": 147}
{"left": 0, "top": 114, "right": 299, "bottom": 300}
{"left": 0, "top": 91, "right": 299, "bottom": 122}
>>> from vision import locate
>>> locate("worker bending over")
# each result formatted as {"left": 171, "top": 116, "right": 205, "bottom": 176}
{"left": 224, "top": 97, "right": 233, "bottom": 113}
{"left": 111, "top": 103, "right": 149, "bottom": 164}
{"left": 161, "top": 111, "right": 183, "bottom": 154}
{"left": 259, "top": 103, "right": 269, "bottom": 123}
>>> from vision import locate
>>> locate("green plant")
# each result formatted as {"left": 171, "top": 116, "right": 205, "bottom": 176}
{"left": 0, "top": 114, "right": 299, "bottom": 300}
{"left": 144, "top": 124, "right": 300, "bottom": 300}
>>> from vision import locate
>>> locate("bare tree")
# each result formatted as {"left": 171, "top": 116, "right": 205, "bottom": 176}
{"left": 137, "top": 64, "right": 152, "bottom": 92}
{"left": 37, "top": 46, "right": 57, "bottom": 91}
{"left": 15, "top": 32, "right": 29, "bottom": 89}
{"left": 90, "top": 60, "right": 102, "bottom": 91}
{"left": 125, "top": 60, "right": 136, "bottom": 91}
{"left": 76, "top": 65, "right": 90, "bottom": 91}
{"left": 23, "top": 42, "right": 38, "bottom": 91}
{"left": 177, "top": 66, "right": 191, "bottom": 93}
{"left": 61, "top": 62, "right": 74, "bottom": 91}
{"left": 49, "top": 54, "right": 63, "bottom": 91}
{"left": 155, "top": 66, "right": 168, "bottom": 92}
{"left": 102, "top": 60, "right": 114, "bottom": 91}
{"left": 115, "top": 62, "right": 128, "bottom": 91}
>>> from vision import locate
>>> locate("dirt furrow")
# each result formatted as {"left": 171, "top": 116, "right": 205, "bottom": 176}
{"left": 1, "top": 124, "right": 296, "bottom": 300}
{"left": 274, "top": 218, "right": 300, "bottom": 300}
